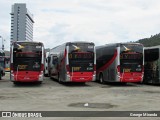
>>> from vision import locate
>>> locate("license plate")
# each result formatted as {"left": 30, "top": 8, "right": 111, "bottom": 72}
{"left": 124, "top": 69, "right": 131, "bottom": 72}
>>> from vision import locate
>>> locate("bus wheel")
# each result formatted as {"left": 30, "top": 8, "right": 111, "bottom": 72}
{"left": 58, "top": 73, "right": 62, "bottom": 83}
{"left": 38, "top": 81, "right": 42, "bottom": 84}
{"left": 120, "top": 82, "right": 127, "bottom": 85}
{"left": 13, "top": 81, "right": 18, "bottom": 85}
{"left": 80, "top": 82, "right": 86, "bottom": 85}
{"left": 44, "top": 74, "right": 48, "bottom": 77}
{"left": 99, "top": 73, "right": 104, "bottom": 84}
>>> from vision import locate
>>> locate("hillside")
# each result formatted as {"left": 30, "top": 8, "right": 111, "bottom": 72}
{"left": 137, "top": 33, "right": 160, "bottom": 47}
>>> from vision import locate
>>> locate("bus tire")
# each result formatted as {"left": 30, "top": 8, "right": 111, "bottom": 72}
{"left": 58, "top": 73, "right": 62, "bottom": 83}
{"left": 38, "top": 81, "right": 42, "bottom": 84}
{"left": 99, "top": 73, "right": 105, "bottom": 84}
{"left": 44, "top": 74, "right": 48, "bottom": 77}
{"left": 49, "top": 71, "right": 52, "bottom": 79}
{"left": 13, "top": 81, "right": 18, "bottom": 85}
{"left": 120, "top": 82, "right": 127, "bottom": 85}
{"left": 80, "top": 82, "right": 86, "bottom": 85}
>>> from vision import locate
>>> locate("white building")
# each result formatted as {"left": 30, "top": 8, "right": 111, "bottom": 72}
{"left": 10, "top": 3, "right": 34, "bottom": 42}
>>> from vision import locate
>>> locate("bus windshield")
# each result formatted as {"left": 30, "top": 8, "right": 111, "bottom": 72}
{"left": 13, "top": 42, "right": 42, "bottom": 58}
{"left": 13, "top": 42, "right": 43, "bottom": 71}
{"left": 145, "top": 48, "right": 159, "bottom": 62}
{"left": 120, "top": 44, "right": 143, "bottom": 73}
{"left": 68, "top": 43, "right": 94, "bottom": 72}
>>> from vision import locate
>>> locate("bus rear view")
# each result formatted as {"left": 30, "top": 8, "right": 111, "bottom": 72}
{"left": 49, "top": 42, "right": 96, "bottom": 83}
{"left": 10, "top": 41, "right": 45, "bottom": 84}
{"left": 96, "top": 43, "right": 144, "bottom": 83}
{"left": 68, "top": 42, "right": 96, "bottom": 82}
{"left": 119, "top": 44, "right": 144, "bottom": 82}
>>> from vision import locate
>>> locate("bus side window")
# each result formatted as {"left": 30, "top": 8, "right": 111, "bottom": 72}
{"left": 48, "top": 57, "right": 51, "bottom": 64}
{"left": 52, "top": 57, "right": 58, "bottom": 65}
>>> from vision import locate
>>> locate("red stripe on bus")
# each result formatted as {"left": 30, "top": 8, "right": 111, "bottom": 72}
{"left": 97, "top": 50, "right": 118, "bottom": 74}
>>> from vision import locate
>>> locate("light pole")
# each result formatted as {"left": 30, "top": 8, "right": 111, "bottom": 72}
{"left": 0, "top": 36, "right": 4, "bottom": 50}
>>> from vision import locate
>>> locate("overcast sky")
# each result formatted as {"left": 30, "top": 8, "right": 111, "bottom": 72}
{"left": 0, "top": 0, "right": 160, "bottom": 50}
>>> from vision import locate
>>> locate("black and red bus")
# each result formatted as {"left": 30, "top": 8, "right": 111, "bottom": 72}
{"left": 143, "top": 46, "right": 160, "bottom": 84}
{"left": 48, "top": 41, "right": 96, "bottom": 83}
{"left": 10, "top": 41, "right": 45, "bottom": 84}
{"left": 96, "top": 43, "right": 144, "bottom": 83}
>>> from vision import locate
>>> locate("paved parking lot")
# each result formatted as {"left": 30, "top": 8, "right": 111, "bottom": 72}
{"left": 0, "top": 72, "right": 160, "bottom": 120}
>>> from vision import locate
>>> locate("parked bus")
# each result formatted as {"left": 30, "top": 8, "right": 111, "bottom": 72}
{"left": 48, "top": 53, "right": 59, "bottom": 78}
{"left": 49, "top": 41, "right": 96, "bottom": 83}
{"left": 10, "top": 41, "right": 45, "bottom": 84}
{"left": 44, "top": 51, "right": 49, "bottom": 77}
{"left": 0, "top": 50, "right": 5, "bottom": 80}
{"left": 96, "top": 43, "right": 144, "bottom": 83}
{"left": 5, "top": 56, "right": 10, "bottom": 72}
{"left": 143, "top": 46, "right": 160, "bottom": 84}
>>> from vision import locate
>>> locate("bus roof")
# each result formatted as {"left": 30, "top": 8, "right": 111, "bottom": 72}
{"left": 66, "top": 41, "right": 94, "bottom": 44}
{"left": 144, "top": 45, "right": 160, "bottom": 50}
{"left": 51, "top": 41, "right": 94, "bottom": 50}
{"left": 105, "top": 42, "right": 143, "bottom": 46}
{"left": 96, "top": 42, "right": 143, "bottom": 48}
{"left": 12, "top": 41, "right": 43, "bottom": 44}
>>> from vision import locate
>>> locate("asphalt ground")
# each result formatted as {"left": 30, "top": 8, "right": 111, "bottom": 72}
{"left": 0, "top": 72, "right": 159, "bottom": 120}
